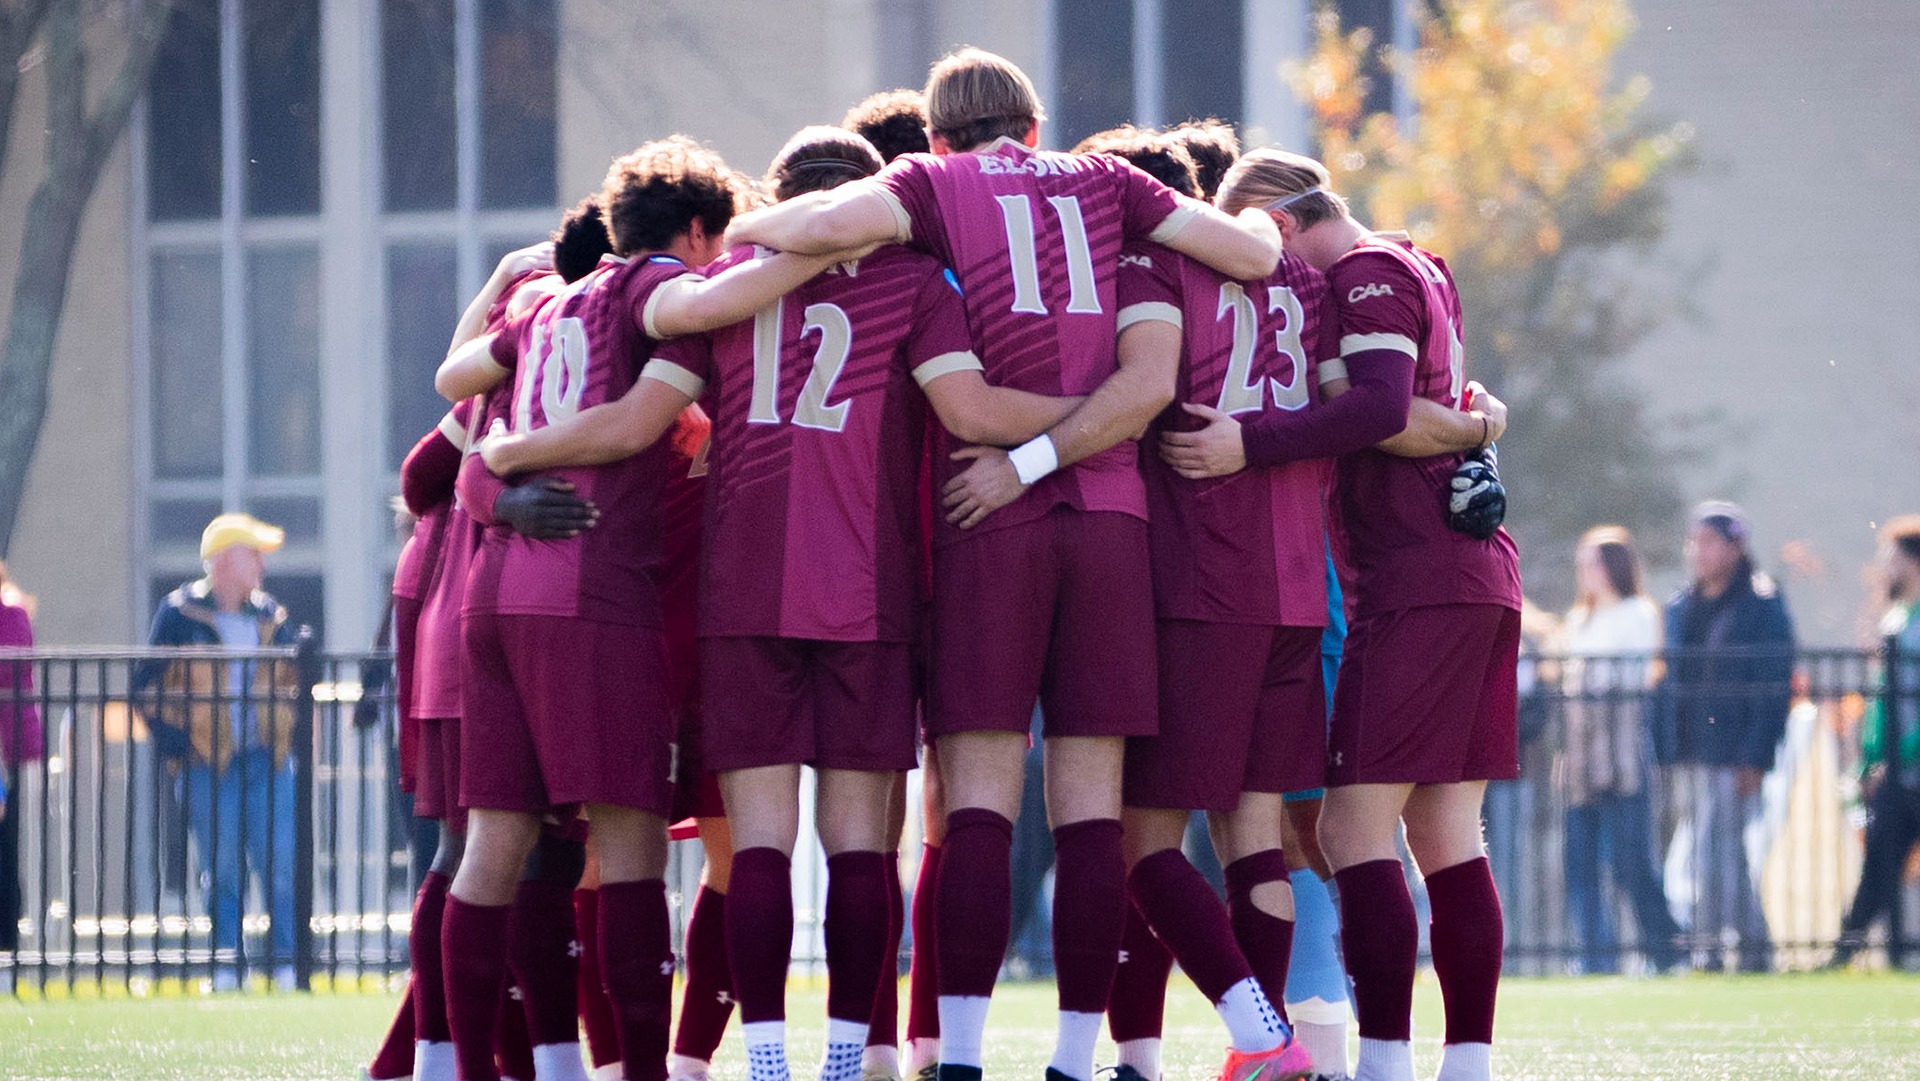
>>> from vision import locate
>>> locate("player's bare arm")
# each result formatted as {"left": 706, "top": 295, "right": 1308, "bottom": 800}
{"left": 480, "top": 376, "right": 696, "bottom": 476}
{"left": 942, "top": 319, "right": 1180, "bottom": 529}
{"left": 646, "top": 247, "right": 870, "bottom": 339}
{"left": 435, "top": 331, "right": 507, "bottom": 401}
{"left": 446, "top": 242, "right": 552, "bottom": 352}
{"left": 1157, "top": 201, "right": 1283, "bottom": 282}
{"left": 919, "top": 367, "right": 1085, "bottom": 447}
{"left": 721, "top": 181, "right": 902, "bottom": 255}
{"left": 1321, "top": 377, "right": 1506, "bottom": 458}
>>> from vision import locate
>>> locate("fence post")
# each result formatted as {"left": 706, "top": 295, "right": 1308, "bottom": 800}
{"left": 292, "top": 628, "right": 321, "bottom": 991}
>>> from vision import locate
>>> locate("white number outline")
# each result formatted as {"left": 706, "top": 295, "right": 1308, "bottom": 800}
{"left": 1214, "top": 284, "right": 1309, "bottom": 415}
{"left": 513, "top": 316, "right": 591, "bottom": 431}
{"left": 746, "top": 299, "right": 856, "bottom": 434}
{"left": 994, "top": 194, "right": 1102, "bottom": 316}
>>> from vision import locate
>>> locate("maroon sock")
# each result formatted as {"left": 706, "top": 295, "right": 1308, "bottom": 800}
{"left": 496, "top": 982, "right": 534, "bottom": 1081}
{"left": 368, "top": 983, "right": 416, "bottom": 1079}
{"left": 673, "top": 884, "right": 735, "bottom": 1061}
{"left": 936, "top": 810, "right": 1013, "bottom": 999}
{"left": 413, "top": 872, "right": 454, "bottom": 1045}
{"left": 511, "top": 879, "right": 583, "bottom": 1047}
{"left": 1425, "top": 856, "right": 1502, "bottom": 1045}
{"left": 1105, "top": 899, "right": 1172, "bottom": 1043}
{"left": 905, "top": 843, "right": 942, "bottom": 1041}
{"left": 1224, "top": 849, "right": 1295, "bottom": 1023}
{"left": 442, "top": 896, "right": 512, "bottom": 1081}
{"left": 868, "top": 852, "right": 903, "bottom": 1048}
{"left": 826, "top": 851, "right": 891, "bottom": 1023}
{"left": 1128, "top": 848, "right": 1254, "bottom": 1003}
{"left": 726, "top": 847, "right": 795, "bottom": 1024}
{"left": 599, "top": 879, "right": 675, "bottom": 1081}
{"left": 1334, "top": 859, "right": 1416, "bottom": 1042}
{"left": 575, "top": 888, "right": 621, "bottom": 1070}
{"left": 1052, "top": 818, "right": 1126, "bottom": 1014}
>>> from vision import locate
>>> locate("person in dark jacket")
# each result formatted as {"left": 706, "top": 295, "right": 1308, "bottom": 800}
{"left": 1654, "top": 501, "right": 1795, "bottom": 972}
{"left": 132, "top": 514, "right": 302, "bottom": 990}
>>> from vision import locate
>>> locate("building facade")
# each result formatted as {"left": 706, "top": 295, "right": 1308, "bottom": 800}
{"left": 4, "top": 0, "right": 1912, "bottom": 647}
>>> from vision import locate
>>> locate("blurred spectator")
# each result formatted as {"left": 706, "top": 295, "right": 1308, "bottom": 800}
{"left": 1654, "top": 500, "right": 1795, "bottom": 972}
{"left": 1830, "top": 515, "right": 1920, "bottom": 966}
{"left": 1556, "top": 527, "right": 1684, "bottom": 973}
{"left": 132, "top": 513, "right": 302, "bottom": 989}
{"left": 0, "top": 561, "right": 44, "bottom": 958}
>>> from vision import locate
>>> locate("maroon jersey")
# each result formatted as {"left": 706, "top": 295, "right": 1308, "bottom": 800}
{"left": 463, "top": 255, "right": 695, "bottom": 627}
{"left": 1326, "top": 235, "right": 1521, "bottom": 615}
{"left": 1120, "top": 245, "right": 1334, "bottom": 627}
{"left": 413, "top": 401, "right": 489, "bottom": 721}
{"left": 393, "top": 408, "right": 469, "bottom": 602}
{"left": 658, "top": 406, "right": 709, "bottom": 705}
{"left": 646, "top": 245, "right": 976, "bottom": 641}
{"left": 873, "top": 141, "right": 1198, "bottom": 544}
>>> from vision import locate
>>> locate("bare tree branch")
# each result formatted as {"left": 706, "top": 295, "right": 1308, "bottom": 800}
{"left": 0, "top": 0, "right": 178, "bottom": 554}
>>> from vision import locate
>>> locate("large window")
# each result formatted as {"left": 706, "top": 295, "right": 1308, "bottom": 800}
{"left": 1051, "top": 0, "right": 1246, "bottom": 149}
{"left": 141, "top": 0, "right": 324, "bottom": 609}
{"left": 378, "top": 0, "right": 558, "bottom": 471}
{"left": 137, "top": 0, "right": 558, "bottom": 641}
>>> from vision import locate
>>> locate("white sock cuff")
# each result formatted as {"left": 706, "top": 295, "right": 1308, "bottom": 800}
{"left": 743, "top": 1019, "right": 788, "bottom": 1048}
{"left": 1356, "top": 1037, "right": 1415, "bottom": 1081}
{"left": 532, "top": 1043, "right": 591, "bottom": 1081}
{"left": 666, "top": 1052, "right": 710, "bottom": 1079}
{"left": 592, "top": 1065, "right": 625, "bottom": 1081}
{"left": 826, "top": 1017, "right": 872, "bottom": 1046}
{"left": 1435, "top": 1041, "right": 1493, "bottom": 1081}
{"left": 413, "top": 1041, "right": 456, "bottom": 1081}
{"left": 1114, "top": 1037, "right": 1162, "bottom": 1081}
{"left": 1284, "top": 994, "right": 1354, "bottom": 1026}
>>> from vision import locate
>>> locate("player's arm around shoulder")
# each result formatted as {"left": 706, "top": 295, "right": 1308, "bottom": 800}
{"left": 1157, "top": 198, "right": 1282, "bottom": 282}
{"left": 481, "top": 376, "right": 696, "bottom": 478}
{"left": 722, "top": 179, "right": 906, "bottom": 257}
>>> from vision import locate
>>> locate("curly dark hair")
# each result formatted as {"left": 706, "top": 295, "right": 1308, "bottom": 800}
{"left": 600, "top": 135, "right": 750, "bottom": 256}
{"left": 1164, "top": 118, "right": 1241, "bottom": 201}
{"left": 842, "top": 88, "right": 930, "bottom": 163}
{"left": 767, "top": 126, "right": 883, "bottom": 202}
{"left": 550, "top": 195, "right": 613, "bottom": 283}
{"left": 1073, "top": 125, "right": 1200, "bottom": 199}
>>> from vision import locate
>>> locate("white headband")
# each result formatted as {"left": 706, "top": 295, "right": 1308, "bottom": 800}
{"left": 1264, "top": 186, "right": 1324, "bottom": 212}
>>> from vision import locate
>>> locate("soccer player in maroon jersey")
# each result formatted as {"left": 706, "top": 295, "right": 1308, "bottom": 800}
{"left": 429, "top": 138, "right": 860, "bottom": 1081}
{"left": 482, "top": 123, "right": 1086, "bottom": 1081}
{"left": 1158, "top": 150, "right": 1521, "bottom": 1081}
{"left": 1065, "top": 132, "right": 1325, "bottom": 1081}
{"left": 841, "top": 85, "right": 936, "bottom": 1081}
{"left": 721, "top": 48, "right": 1286, "bottom": 1081}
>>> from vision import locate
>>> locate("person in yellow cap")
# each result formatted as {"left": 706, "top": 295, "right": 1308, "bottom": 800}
{"left": 132, "top": 511, "right": 304, "bottom": 990}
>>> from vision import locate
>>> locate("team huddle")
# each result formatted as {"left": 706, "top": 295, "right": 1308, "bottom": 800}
{"left": 366, "top": 46, "right": 1521, "bottom": 1081}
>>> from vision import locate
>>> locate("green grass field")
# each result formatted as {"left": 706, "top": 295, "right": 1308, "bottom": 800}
{"left": 4, "top": 973, "right": 1919, "bottom": 1080}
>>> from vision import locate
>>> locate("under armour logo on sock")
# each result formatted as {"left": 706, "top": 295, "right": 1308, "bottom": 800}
{"left": 717, "top": 990, "right": 735, "bottom": 1005}
{"left": 509, "top": 985, "right": 524, "bottom": 1001}
{"left": 1117, "top": 949, "right": 1130, "bottom": 964}
{"left": 660, "top": 960, "right": 676, "bottom": 975}
{"left": 568, "top": 939, "right": 584, "bottom": 958}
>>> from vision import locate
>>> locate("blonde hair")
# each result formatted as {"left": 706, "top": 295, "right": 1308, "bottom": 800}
{"left": 924, "top": 47, "right": 1043, "bottom": 151}
{"left": 1215, "top": 147, "right": 1348, "bottom": 227}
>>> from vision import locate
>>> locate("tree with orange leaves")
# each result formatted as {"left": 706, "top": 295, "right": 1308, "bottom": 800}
{"left": 1294, "top": 0, "right": 1704, "bottom": 601}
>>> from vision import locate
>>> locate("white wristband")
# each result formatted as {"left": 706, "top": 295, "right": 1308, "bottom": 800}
{"left": 1008, "top": 434, "right": 1059, "bottom": 486}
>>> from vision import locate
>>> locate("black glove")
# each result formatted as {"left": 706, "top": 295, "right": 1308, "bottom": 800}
{"left": 1446, "top": 443, "right": 1505, "bottom": 539}
{"left": 494, "top": 477, "right": 599, "bottom": 540}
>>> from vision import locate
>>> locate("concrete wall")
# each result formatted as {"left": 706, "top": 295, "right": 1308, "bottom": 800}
{"left": 0, "top": 19, "right": 136, "bottom": 646}
{"left": 1620, "top": 0, "right": 1920, "bottom": 643}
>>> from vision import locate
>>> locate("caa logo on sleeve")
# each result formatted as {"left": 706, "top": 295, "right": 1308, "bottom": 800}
{"left": 1348, "top": 282, "right": 1394, "bottom": 303}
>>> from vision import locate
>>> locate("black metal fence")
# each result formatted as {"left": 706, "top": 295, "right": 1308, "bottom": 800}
{"left": 0, "top": 640, "right": 1914, "bottom": 996}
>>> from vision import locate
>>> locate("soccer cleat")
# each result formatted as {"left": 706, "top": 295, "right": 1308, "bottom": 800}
{"left": 1101, "top": 1066, "right": 1155, "bottom": 1081}
{"left": 1212, "top": 1038, "right": 1316, "bottom": 1081}
{"left": 913, "top": 1065, "right": 940, "bottom": 1081}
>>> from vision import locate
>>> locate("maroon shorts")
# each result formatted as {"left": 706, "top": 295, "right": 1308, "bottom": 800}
{"left": 461, "top": 613, "right": 675, "bottom": 816}
{"left": 927, "top": 509, "right": 1158, "bottom": 740}
{"left": 413, "top": 715, "right": 464, "bottom": 828}
{"left": 669, "top": 700, "right": 727, "bottom": 823}
{"left": 1327, "top": 603, "right": 1520, "bottom": 786}
{"left": 1125, "top": 622, "right": 1326, "bottom": 811}
{"left": 701, "top": 637, "right": 918, "bottom": 773}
